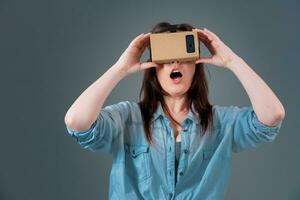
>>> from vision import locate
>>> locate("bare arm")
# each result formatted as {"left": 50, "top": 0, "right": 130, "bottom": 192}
{"left": 64, "top": 64, "right": 127, "bottom": 131}
{"left": 64, "top": 32, "right": 158, "bottom": 131}
{"left": 194, "top": 27, "right": 285, "bottom": 126}
{"left": 226, "top": 57, "right": 285, "bottom": 126}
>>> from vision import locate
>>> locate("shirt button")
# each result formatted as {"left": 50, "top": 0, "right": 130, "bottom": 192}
{"left": 179, "top": 171, "right": 184, "bottom": 176}
{"left": 184, "top": 149, "right": 189, "bottom": 154}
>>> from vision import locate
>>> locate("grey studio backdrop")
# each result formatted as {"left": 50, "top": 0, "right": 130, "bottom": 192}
{"left": 0, "top": 0, "right": 299, "bottom": 199}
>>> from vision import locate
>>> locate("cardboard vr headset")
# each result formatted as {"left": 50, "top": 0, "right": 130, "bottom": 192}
{"left": 149, "top": 24, "right": 200, "bottom": 64}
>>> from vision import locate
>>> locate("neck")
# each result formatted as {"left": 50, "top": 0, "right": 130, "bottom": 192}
{"left": 163, "top": 95, "right": 189, "bottom": 114}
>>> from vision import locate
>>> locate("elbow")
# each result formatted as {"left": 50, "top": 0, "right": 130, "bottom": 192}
{"left": 269, "top": 106, "right": 285, "bottom": 126}
{"left": 64, "top": 114, "right": 94, "bottom": 132}
{"left": 64, "top": 114, "right": 76, "bottom": 131}
{"left": 64, "top": 113, "right": 81, "bottom": 131}
{"left": 257, "top": 106, "right": 285, "bottom": 127}
{"left": 275, "top": 105, "right": 285, "bottom": 121}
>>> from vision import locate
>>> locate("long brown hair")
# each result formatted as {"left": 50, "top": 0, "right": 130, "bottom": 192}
{"left": 138, "top": 22, "right": 214, "bottom": 145}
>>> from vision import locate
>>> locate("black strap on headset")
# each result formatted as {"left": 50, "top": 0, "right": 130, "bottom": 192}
{"left": 169, "top": 24, "right": 178, "bottom": 32}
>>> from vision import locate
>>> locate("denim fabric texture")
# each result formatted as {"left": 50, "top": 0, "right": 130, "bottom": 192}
{"left": 66, "top": 101, "right": 283, "bottom": 200}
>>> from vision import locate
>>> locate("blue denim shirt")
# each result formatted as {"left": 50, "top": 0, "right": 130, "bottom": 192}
{"left": 66, "top": 101, "right": 283, "bottom": 200}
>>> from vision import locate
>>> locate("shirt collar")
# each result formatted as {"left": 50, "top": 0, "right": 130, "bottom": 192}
{"left": 152, "top": 101, "right": 200, "bottom": 125}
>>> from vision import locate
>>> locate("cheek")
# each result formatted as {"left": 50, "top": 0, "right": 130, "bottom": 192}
{"left": 185, "top": 67, "right": 196, "bottom": 82}
{"left": 155, "top": 69, "right": 163, "bottom": 81}
{"left": 155, "top": 70, "right": 167, "bottom": 87}
{"left": 190, "top": 69, "right": 196, "bottom": 79}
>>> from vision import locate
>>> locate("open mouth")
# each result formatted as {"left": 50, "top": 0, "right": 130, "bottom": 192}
{"left": 170, "top": 71, "right": 183, "bottom": 79}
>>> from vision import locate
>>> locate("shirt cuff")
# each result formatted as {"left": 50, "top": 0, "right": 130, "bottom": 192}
{"left": 66, "top": 119, "right": 99, "bottom": 141}
{"left": 251, "top": 110, "right": 283, "bottom": 134}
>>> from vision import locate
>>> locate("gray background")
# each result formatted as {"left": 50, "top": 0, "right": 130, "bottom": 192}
{"left": 0, "top": 0, "right": 299, "bottom": 199}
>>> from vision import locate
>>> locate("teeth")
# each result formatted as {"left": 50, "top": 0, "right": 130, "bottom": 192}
{"left": 170, "top": 71, "right": 183, "bottom": 79}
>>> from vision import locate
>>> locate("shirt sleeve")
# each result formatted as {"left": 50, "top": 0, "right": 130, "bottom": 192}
{"left": 215, "top": 105, "right": 283, "bottom": 153}
{"left": 65, "top": 101, "right": 131, "bottom": 154}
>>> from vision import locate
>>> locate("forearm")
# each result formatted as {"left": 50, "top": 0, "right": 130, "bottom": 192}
{"left": 64, "top": 63, "right": 127, "bottom": 131}
{"left": 226, "top": 57, "right": 285, "bottom": 126}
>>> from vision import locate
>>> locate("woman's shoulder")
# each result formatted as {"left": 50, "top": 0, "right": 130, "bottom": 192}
{"left": 103, "top": 100, "right": 137, "bottom": 110}
{"left": 102, "top": 100, "right": 141, "bottom": 122}
{"left": 212, "top": 104, "right": 251, "bottom": 115}
{"left": 211, "top": 104, "right": 253, "bottom": 126}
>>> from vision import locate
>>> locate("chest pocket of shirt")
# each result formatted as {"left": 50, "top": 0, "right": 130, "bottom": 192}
{"left": 125, "top": 144, "right": 151, "bottom": 183}
{"left": 197, "top": 149, "right": 216, "bottom": 176}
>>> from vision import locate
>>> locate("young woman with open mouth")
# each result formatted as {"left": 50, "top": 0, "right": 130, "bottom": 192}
{"left": 64, "top": 22, "right": 285, "bottom": 200}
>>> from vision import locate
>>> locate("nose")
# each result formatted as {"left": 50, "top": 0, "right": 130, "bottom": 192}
{"left": 170, "top": 60, "right": 180, "bottom": 64}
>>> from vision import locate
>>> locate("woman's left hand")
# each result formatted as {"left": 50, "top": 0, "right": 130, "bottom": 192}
{"left": 193, "top": 28, "right": 241, "bottom": 69}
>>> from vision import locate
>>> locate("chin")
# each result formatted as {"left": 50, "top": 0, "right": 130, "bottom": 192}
{"left": 167, "top": 88, "right": 188, "bottom": 97}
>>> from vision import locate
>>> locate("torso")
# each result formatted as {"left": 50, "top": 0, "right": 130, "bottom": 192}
{"left": 172, "top": 123, "right": 182, "bottom": 142}
{"left": 169, "top": 113, "right": 188, "bottom": 142}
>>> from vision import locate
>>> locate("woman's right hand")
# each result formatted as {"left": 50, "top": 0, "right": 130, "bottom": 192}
{"left": 115, "top": 33, "right": 159, "bottom": 76}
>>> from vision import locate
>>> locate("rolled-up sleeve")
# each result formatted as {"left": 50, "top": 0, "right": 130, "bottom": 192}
{"left": 66, "top": 101, "right": 130, "bottom": 154}
{"left": 216, "top": 105, "right": 283, "bottom": 153}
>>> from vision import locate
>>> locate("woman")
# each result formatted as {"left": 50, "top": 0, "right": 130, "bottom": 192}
{"left": 64, "top": 22, "right": 285, "bottom": 199}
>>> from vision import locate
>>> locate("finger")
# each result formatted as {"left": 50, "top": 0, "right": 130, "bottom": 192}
{"left": 197, "top": 33, "right": 211, "bottom": 44}
{"left": 203, "top": 28, "right": 215, "bottom": 40}
{"left": 194, "top": 31, "right": 212, "bottom": 47}
{"left": 196, "top": 28, "right": 218, "bottom": 46}
{"left": 139, "top": 42, "right": 147, "bottom": 55}
{"left": 140, "top": 33, "right": 151, "bottom": 49}
{"left": 195, "top": 57, "right": 214, "bottom": 65}
{"left": 201, "top": 31, "right": 222, "bottom": 51}
{"left": 193, "top": 28, "right": 214, "bottom": 42}
{"left": 204, "top": 28, "right": 220, "bottom": 40}
{"left": 140, "top": 62, "right": 159, "bottom": 70}
{"left": 194, "top": 31, "right": 216, "bottom": 54}
{"left": 204, "top": 28, "right": 220, "bottom": 39}
{"left": 193, "top": 29, "right": 218, "bottom": 54}
{"left": 199, "top": 36, "right": 216, "bottom": 54}
{"left": 129, "top": 33, "right": 147, "bottom": 49}
{"left": 129, "top": 33, "right": 144, "bottom": 46}
{"left": 137, "top": 34, "right": 151, "bottom": 55}
{"left": 136, "top": 32, "right": 151, "bottom": 50}
{"left": 195, "top": 33, "right": 211, "bottom": 45}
